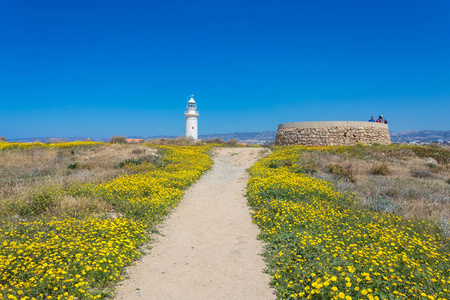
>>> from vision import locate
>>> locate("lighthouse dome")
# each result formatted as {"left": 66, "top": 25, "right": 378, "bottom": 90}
{"left": 187, "top": 96, "right": 197, "bottom": 110}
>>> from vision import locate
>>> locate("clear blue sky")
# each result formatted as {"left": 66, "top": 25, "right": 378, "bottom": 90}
{"left": 1, "top": 0, "right": 449, "bottom": 139}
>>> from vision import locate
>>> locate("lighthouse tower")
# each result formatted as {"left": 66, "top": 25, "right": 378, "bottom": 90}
{"left": 185, "top": 95, "right": 199, "bottom": 140}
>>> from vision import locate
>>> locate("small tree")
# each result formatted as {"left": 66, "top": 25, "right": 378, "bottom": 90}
{"left": 109, "top": 136, "right": 127, "bottom": 144}
{"left": 225, "top": 139, "right": 237, "bottom": 146}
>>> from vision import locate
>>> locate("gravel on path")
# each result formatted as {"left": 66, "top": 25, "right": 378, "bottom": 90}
{"left": 114, "top": 147, "right": 275, "bottom": 300}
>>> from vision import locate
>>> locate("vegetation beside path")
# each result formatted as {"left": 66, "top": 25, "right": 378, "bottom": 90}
{"left": 247, "top": 145, "right": 450, "bottom": 300}
{"left": 0, "top": 142, "right": 212, "bottom": 300}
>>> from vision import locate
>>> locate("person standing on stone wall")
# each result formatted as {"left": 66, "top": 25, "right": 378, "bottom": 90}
{"left": 377, "top": 115, "right": 388, "bottom": 124}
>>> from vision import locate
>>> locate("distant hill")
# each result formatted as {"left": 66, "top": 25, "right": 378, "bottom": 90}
{"left": 389, "top": 130, "right": 450, "bottom": 143}
{"left": 6, "top": 130, "right": 449, "bottom": 144}
{"left": 199, "top": 131, "right": 276, "bottom": 145}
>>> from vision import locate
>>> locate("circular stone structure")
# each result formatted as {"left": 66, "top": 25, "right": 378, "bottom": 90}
{"left": 275, "top": 121, "right": 390, "bottom": 146}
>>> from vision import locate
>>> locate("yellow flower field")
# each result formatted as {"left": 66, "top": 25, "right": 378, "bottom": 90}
{"left": 0, "top": 218, "right": 146, "bottom": 300}
{"left": 0, "top": 141, "right": 106, "bottom": 151}
{"left": 0, "top": 144, "right": 212, "bottom": 299}
{"left": 247, "top": 146, "right": 450, "bottom": 300}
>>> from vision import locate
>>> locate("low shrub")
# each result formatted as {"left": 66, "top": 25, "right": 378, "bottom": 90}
{"left": 136, "top": 155, "right": 165, "bottom": 168}
{"left": 295, "top": 156, "right": 318, "bottom": 174}
{"left": 425, "top": 163, "right": 445, "bottom": 174}
{"left": 18, "top": 190, "right": 57, "bottom": 216}
{"left": 67, "top": 162, "right": 78, "bottom": 169}
{"left": 411, "top": 145, "right": 450, "bottom": 165}
{"left": 369, "top": 163, "right": 391, "bottom": 176}
{"left": 114, "top": 155, "right": 164, "bottom": 169}
{"left": 67, "top": 162, "right": 90, "bottom": 170}
{"left": 225, "top": 139, "right": 238, "bottom": 146}
{"left": 411, "top": 169, "right": 439, "bottom": 179}
{"left": 440, "top": 220, "right": 450, "bottom": 238}
{"left": 114, "top": 158, "right": 141, "bottom": 168}
{"left": 131, "top": 148, "right": 144, "bottom": 154}
{"left": 203, "top": 137, "right": 224, "bottom": 144}
{"left": 426, "top": 162, "right": 438, "bottom": 169}
{"left": 109, "top": 135, "right": 127, "bottom": 144}
{"left": 326, "top": 163, "right": 356, "bottom": 182}
{"left": 268, "top": 159, "right": 293, "bottom": 169}
{"left": 57, "top": 149, "right": 75, "bottom": 158}
{"left": 368, "top": 196, "right": 401, "bottom": 214}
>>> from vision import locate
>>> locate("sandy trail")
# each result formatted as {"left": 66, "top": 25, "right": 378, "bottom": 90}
{"left": 115, "top": 147, "right": 275, "bottom": 300}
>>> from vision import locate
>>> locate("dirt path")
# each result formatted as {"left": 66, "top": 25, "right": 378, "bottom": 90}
{"left": 115, "top": 147, "right": 275, "bottom": 300}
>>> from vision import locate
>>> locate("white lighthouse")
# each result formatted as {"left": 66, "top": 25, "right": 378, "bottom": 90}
{"left": 185, "top": 95, "right": 199, "bottom": 140}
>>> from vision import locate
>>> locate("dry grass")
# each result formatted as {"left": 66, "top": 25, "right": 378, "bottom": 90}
{"left": 147, "top": 136, "right": 202, "bottom": 146}
{"left": 369, "top": 163, "right": 391, "bottom": 175}
{"left": 296, "top": 146, "right": 450, "bottom": 231}
{"left": 147, "top": 136, "right": 243, "bottom": 146}
{"left": 0, "top": 144, "right": 159, "bottom": 219}
{"left": 0, "top": 138, "right": 246, "bottom": 220}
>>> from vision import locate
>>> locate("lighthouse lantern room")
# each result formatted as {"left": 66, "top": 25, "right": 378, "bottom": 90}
{"left": 185, "top": 95, "right": 199, "bottom": 140}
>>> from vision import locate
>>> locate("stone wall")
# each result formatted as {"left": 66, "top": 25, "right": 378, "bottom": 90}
{"left": 275, "top": 121, "right": 390, "bottom": 146}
